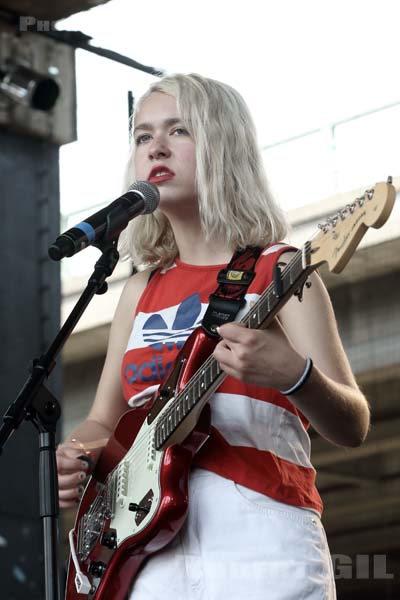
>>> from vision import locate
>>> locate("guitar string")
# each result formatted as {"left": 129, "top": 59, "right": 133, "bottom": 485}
{"left": 158, "top": 250, "right": 304, "bottom": 433}
{"left": 102, "top": 250, "right": 304, "bottom": 479}
{"left": 79, "top": 251, "right": 306, "bottom": 545}
{"left": 81, "top": 250, "right": 305, "bottom": 522}
{"left": 116, "top": 251, "right": 303, "bottom": 469}
{"left": 103, "top": 249, "right": 304, "bottom": 473}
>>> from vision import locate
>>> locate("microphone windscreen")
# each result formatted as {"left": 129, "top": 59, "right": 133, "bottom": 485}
{"left": 129, "top": 180, "right": 160, "bottom": 214}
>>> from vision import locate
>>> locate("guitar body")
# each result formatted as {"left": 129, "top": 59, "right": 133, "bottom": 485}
{"left": 65, "top": 328, "right": 216, "bottom": 600}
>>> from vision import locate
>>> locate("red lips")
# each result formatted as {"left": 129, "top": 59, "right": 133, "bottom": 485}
{"left": 148, "top": 165, "right": 175, "bottom": 184}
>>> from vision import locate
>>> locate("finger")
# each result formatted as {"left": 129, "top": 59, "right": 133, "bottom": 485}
{"left": 57, "top": 442, "right": 91, "bottom": 460}
{"left": 58, "top": 470, "right": 88, "bottom": 491}
{"left": 214, "top": 340, "right": 232, "bottom": 359}
{"left": 217, "top": 322, "right": 249, "bottom": 343}
{"left": 60, "top": 501, "right": 77, "bottom": 509}
{"left": 59, "top": 483, "right": 85, "bottom": 498}
{"left": 57, "top": 442, "right": 93, "bottom": 463}
{"left": 59, "top": 485, "right": 85, "bottom": 507}
{"left": 213, "top": 353, "right": 240, "bottom": 379}
{"left": 60, "top": 500, "right": 80, "bottom": 509}
{"left": 213, "top": 343, "right": 239, "bottom": 375}
{"left": 57, "top": 453, "right": 92, "bottom": 475}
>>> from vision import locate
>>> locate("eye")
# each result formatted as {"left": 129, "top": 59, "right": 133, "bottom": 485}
{"left": 135, "top": 133, "right": 151, "bottom": 145}
{"left": 172, "top": 127, "right": 189, "bottom": 136}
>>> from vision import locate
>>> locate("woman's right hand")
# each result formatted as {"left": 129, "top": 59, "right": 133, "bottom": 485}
{"left": 56, "top": 439, "right": 103, "bottom": 508}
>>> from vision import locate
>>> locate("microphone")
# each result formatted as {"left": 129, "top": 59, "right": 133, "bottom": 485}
{"left": 48, "top": 181, "right": 160, "bottom": 261}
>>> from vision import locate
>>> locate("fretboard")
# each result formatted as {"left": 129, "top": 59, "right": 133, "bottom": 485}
{"left": 154, "top": 247, "right": 314, "bottom": 450}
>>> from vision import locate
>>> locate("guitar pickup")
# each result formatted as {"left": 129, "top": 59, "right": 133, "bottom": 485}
{"left": 116, "top": 460, "right": 130, "bottom": 507}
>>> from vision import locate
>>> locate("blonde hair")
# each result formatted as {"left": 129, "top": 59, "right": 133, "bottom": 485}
{"left": 118, "top": 73, "right": 288, "bottom": 269}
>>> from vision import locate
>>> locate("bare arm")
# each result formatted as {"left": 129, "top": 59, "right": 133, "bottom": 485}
{"left": 214, "top": 255, "right": 370, "bottom": 448}
{"left": 275, "top": 268, "right": 370, "bottom": 447}
{"left": 57, "top": 268, "right": 151, "bottom": 506}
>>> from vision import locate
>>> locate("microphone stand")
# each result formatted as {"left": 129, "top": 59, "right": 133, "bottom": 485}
{"left": 0, "top": 239, "right": 121, "bottom": 600}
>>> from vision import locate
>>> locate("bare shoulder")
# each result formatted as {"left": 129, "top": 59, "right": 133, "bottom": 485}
{"left": 276, "top": 250, "right": 357, "bottom": 386}
{"left": 87, "top": 267, "right": 156, "bottom": 427}
{"left": 276, "top": 249, "right": 334, "bottom": 327}
{"left": 107, "top": 266, "right": 156, "bottom": 360}
{"left": 276, "top": 249, "right": 329, "bottom": 301}
{"left": 115, "top": 267, "right": 155, "bottom": 321}
{"left": 120, "top": 267, "right": 154, "bottom": 299}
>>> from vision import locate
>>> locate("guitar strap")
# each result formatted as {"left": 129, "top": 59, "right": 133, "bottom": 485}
{"left": 201, "top": 246, "right": 262, "bottom": 338}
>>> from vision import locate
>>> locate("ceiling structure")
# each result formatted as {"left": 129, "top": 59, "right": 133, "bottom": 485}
{"left": 0, "top": 0, "right": 111, "bottom": 21}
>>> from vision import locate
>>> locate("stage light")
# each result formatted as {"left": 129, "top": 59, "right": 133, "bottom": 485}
{"left": 0, "top": 63, "right": 60, "bottom": 111}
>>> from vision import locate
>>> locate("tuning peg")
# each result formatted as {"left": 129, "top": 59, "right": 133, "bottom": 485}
{"left": 327, "top": 215, "right": 339, "bottom": 227}
{"left": 317, "top": 222, "right": 329, "bottom": 233}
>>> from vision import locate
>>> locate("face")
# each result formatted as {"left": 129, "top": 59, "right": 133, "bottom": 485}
{"left": 133, "top": 92, "right": 197, "bottom": 213}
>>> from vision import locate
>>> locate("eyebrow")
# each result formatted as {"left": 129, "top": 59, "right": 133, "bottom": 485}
{"left": 133, "top": 117, "right": 183, "bottom": 136}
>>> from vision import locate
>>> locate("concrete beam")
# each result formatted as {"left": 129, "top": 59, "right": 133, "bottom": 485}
{"left": 322, "top": 478, "right": 400, "bottom": 536}
{"left": 312, "top": 417, "right": 400, "bottom": 468}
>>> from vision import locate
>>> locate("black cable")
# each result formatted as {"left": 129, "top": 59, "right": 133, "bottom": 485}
{"left": 128, "top": 90, "right": 135, "bottom": 140}
{"left": 44, "top": 30, "right": 165, "bottom": 77}
{"left": 0, "top": 7, "right": 165, "bottom": 77}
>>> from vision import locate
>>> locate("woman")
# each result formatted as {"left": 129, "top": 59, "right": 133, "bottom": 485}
{"left": 57, "top": 73, "right": 369, "bottom": 599}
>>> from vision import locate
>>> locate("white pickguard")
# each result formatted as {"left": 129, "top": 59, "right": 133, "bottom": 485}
{"left": 109, "top": 399, "right": 174, "bottom": 545}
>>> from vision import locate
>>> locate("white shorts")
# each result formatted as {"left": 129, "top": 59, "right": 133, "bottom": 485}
{"left": 129, "top": 468, "right": 336, "bottom": 600}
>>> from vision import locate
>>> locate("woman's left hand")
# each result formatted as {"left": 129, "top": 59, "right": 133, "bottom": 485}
{"left": 213, "top": 319, "right": 306, "bottom": 390}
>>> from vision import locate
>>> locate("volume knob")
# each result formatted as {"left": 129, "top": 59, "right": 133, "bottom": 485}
{"left": 101, "top": 530, "right": 117, "bottom": 549}
{"left": 89, "top": 561, "right": 107, "bottom": 577}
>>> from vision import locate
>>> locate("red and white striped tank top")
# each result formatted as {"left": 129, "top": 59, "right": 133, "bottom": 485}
{"left": 121, "top": 243, "right": 323, "bottom": 516}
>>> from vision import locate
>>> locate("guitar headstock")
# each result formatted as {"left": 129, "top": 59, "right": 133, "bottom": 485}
{"left": 305, "top": 179, "right": 396, "bottom": 274}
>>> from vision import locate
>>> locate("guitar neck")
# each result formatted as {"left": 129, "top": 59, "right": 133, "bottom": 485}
{"left": 154, "top": 247, "right": 316, "bottom": 450}
{"left": 241, "top": 247, "right": 313, "bottom": 329}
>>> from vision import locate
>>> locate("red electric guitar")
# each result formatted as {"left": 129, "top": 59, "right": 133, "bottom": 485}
{"left": 65, "top": 180, "right": 396, "bottom": 600}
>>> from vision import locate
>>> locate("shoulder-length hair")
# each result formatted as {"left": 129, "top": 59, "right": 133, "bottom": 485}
{"left": 118, "top": 73, "right": 288, "bottom": 269}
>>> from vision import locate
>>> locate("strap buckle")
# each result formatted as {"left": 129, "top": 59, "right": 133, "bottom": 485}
{"left": 217, "top": 269, "right": 256, "bottom": 286}
{"left": 201, "top": 294, "right": 245, "bottom": 338}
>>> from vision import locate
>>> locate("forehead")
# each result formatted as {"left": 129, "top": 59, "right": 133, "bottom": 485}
{"left": 135, "top": 92, "right": 179, "bottom": 124}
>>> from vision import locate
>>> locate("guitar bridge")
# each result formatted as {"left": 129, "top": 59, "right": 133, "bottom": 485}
{"left": 77, "top": 489, "right": 107, "bottom": 562}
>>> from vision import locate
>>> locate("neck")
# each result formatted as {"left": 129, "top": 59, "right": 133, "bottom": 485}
{"left": 166, "top": 211, "right": 234, "bottom": 266}
{"left": 177, "top": 232, "right": 234, "bottom": 266}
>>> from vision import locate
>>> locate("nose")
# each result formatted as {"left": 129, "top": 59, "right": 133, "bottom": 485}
{"left": 148, "top": 134, "right": 171, "bottom": 160}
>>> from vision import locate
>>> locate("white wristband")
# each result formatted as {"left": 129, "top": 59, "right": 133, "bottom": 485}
{"left": 279, "top": 357, "right": 313, "bottom": 396}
